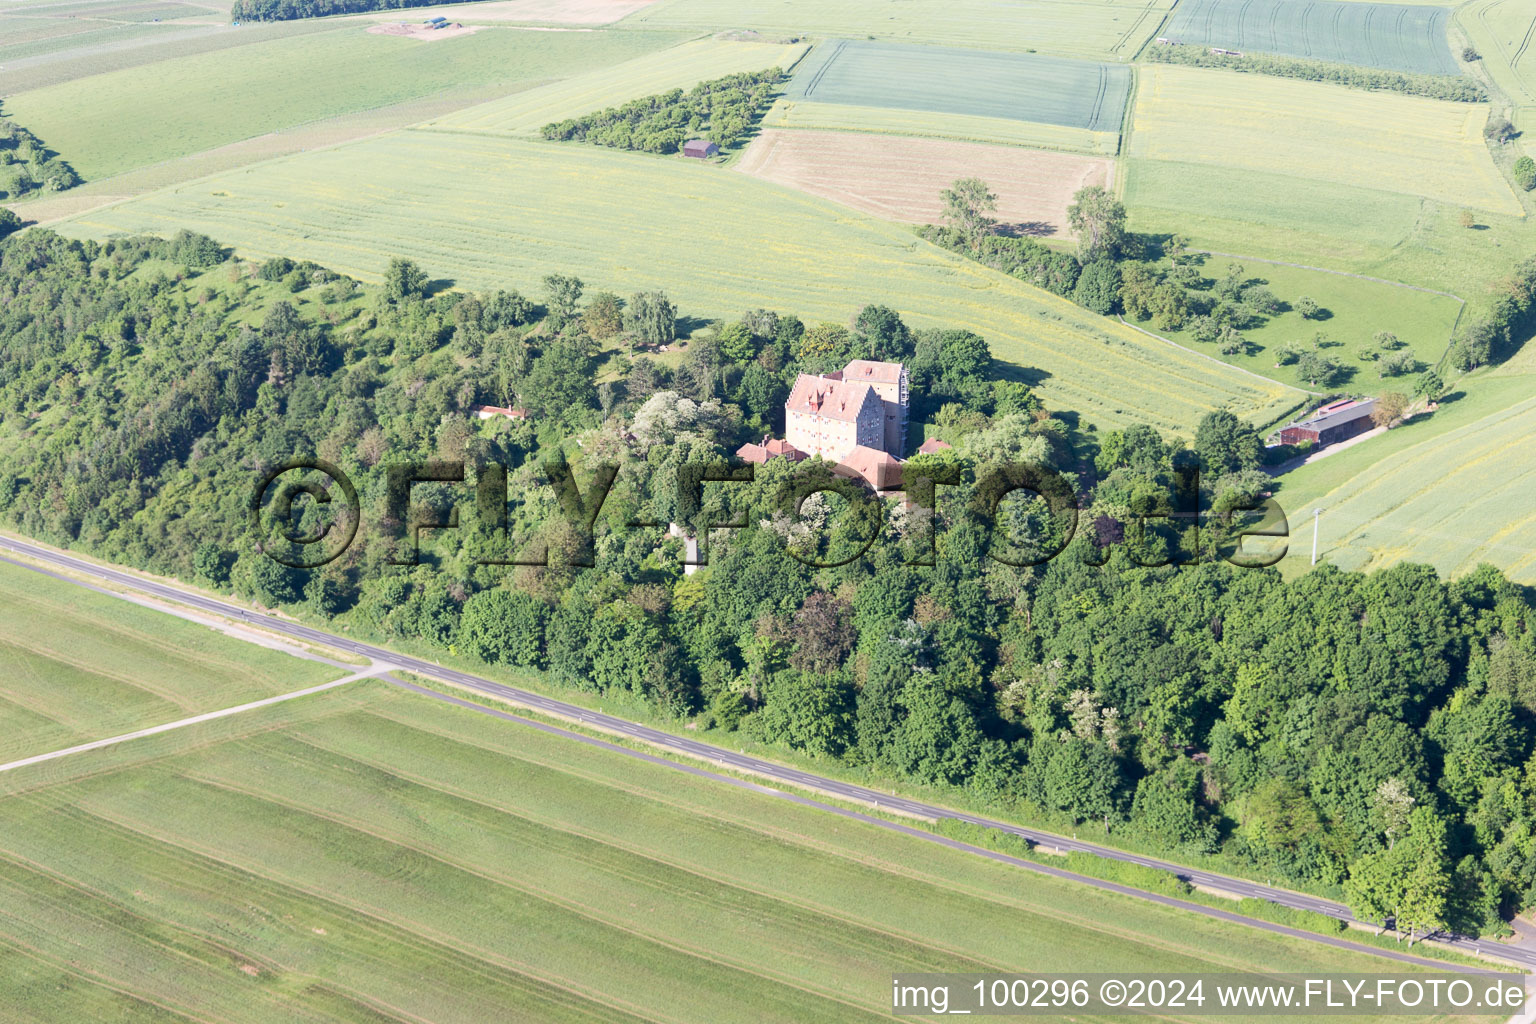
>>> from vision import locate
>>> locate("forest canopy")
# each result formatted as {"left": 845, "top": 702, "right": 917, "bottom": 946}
{"left": 2, "top": 227, "right": 1535, "bottom": 943}
{"left": 230, "top": 0, "right": 493, "bottom": 21}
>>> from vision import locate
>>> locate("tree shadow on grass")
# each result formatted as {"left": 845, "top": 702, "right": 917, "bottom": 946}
{"left": 993, "top": 360, "right": 1051, "bottom": 390}
{"left": 996, "top": 221, "right": 1057, "bottom": 238}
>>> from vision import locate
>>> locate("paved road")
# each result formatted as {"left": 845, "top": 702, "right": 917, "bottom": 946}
{"left": 2, "top": 532, "right": 1531, "bottom": 970}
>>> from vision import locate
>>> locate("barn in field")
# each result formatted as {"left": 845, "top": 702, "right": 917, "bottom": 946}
{"left": 1276, "top": 397, "right": 1377, "bottom": 447}
{"left": 683, "top": 139, "right": 720, "bottom": 159}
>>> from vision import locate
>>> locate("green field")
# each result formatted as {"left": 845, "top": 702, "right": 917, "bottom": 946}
{"left": 626, "top": 0, "right": 1175, "bottom": 58}
{"left": 785, "top": 39, "right": 1132, "bottom": 134}
{"left": 1145, "top": 258, "right": 1463, "bottom": 391}
{"left": 0, "top": 559, "right": 341, "bottom": 764}
{"left": 1, "top": 25, "right": 685, "bottom": 181}
{"left": 0, "top": 679, "right": 1496, "bottom": 1023}
{"left": 429, "top": 35, "right": 811, "bottom": 136}
{"left": 1128, "top": 65, "right": 1520, "bottom": 216}
{"left": 760, "top": 100, "right": 1121, "bottom": 154}
{"left": 60, "top": 132, "right": 1303, "bottom": 432}
{"left": 0, "top": 18, "right": 183, "bottom": 64}
{"left": 0, "top": 19, "right": 343, "bottom": 96}
{"left": 1124, "top": 158, "right": 1536, "bottom": 302}
{"left": 1162, "top": 0, "right": 1462, "bottom": 75}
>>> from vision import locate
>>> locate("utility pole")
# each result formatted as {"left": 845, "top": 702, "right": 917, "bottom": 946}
{"left": 1311, "top": 508, "right": 1324, "bottom": 565}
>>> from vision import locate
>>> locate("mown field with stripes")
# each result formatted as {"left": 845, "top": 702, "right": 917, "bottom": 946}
{"left": 0, "top": 677, "right": 1493, "bottom": 1023}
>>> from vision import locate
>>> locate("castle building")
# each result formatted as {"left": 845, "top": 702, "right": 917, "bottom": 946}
{"left": 784, "top": 360, "right": 909, "bottom": 462}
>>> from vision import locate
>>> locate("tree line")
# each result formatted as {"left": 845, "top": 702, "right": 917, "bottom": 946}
{"left": 1449, "top": 256, "right": 1536, "bottom": 371}
{"left": 1143, "top": 43, "right": 1487, "bottom": 103}
{"left": 2, "top": 226, "right": 1535, "bottom": 942}
{"left": 540, "top": 69, "right": 785, "bottom": 155}
{"left": 230, "top": 0, "right": 491, "bottom": 20}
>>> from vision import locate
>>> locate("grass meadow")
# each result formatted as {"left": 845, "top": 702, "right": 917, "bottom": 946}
{"left": 60, "top": 133, "right": 1303, "bottom": 432}
{"left": 1123, "top": 159, "right": 1536, "bottom": 300}
{"left": 1, "top": 25, "right": 686, "bottom": 180}
{"left": 1144, "top": 257, "right": 1463, "bottom": 392}
{"left": 429, "top": 35, "right": 811, "bottom": 136}
{"left": 1163, "top": 0, "right": 1462, "bottom": 75}
{"left": 786, "top": 40, "right": 1132, "bottom": 134}
{"left": 1128, "top": 65, "right": 1521, "bottom": 217}
{"left": 0, "top": 18, "right": 339, "bottom": 95}
{"left": 0, "top": 681, "right": 1499, "bottom": 1023}
{"left": 0, "top": 559, "right": 341, "bottom": 764}
{"left": 624, "top": 0, "right": 1176, "bottom": 59}
{"left": 0, "top": 19, "right": 183, "bottom": 65}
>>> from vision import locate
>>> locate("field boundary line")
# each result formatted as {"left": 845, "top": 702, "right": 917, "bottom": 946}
{"left": 0, "top": 667, "right": 388, "bottom": 775}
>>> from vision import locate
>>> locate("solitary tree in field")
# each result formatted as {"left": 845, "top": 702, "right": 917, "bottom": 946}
{"left": 1067, "top": 185, "right": 1127, "bottom": 264}
{"left": 1295, "top": 295, "right": 1320, "bottom": 320}
{"left": 1296, "top": 351, "right": 1344, "bottom": 387}
{"left": 1413, "top": 370, "right": 1443, "bottom": 401}
{"left": 941, "top": 177, "right": 997, "bottom": 246}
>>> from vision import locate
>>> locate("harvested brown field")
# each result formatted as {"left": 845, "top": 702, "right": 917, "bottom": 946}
{"left": 401, "top": 0, "right": 656, "bottom": 23}
{"left": 735, "top": 128, "right": 1113, "bottom": 237}
{"left": 366, "top": 20, "right": 483, "bottom": 40}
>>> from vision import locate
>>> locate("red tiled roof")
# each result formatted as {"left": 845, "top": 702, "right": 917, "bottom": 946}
{"left": 786, "top": 375, "right": 879, "bottom": 423}
{"left": 736, "top": 438, "right": 807, "bottom": 464}
{"left": 471, "top": 404, "right": 528, "bottom": 419}
{"left": 834, "top": 445, "right": 902, "bottom": 490}
{"left": 916, "top": 437, "right": 952, "bottom": 454}
{"left": 842, "top": 359, "right": 904, "bottom": 384}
